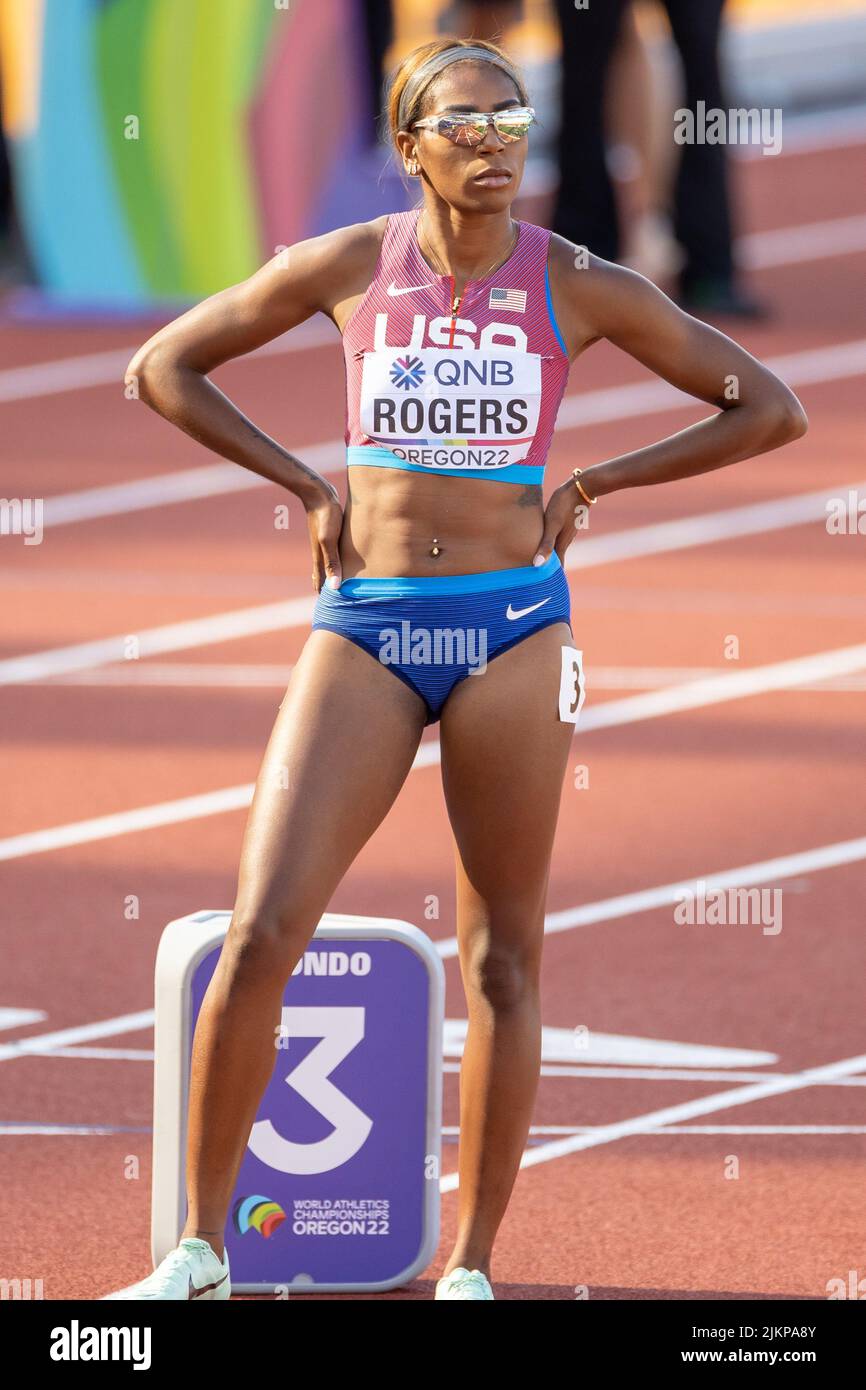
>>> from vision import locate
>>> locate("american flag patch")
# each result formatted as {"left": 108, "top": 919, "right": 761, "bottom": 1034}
{"left": 488, "top": 286, "right": 527, "bottom": 313}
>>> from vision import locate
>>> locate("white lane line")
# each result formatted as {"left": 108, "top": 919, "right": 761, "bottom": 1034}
{"left": 535, "top": 1069, "right": 866, "bottom": 1087}
{"left": 577, "top": 641, "right": 866, "bottom": 733}
{"left": 3, "top": 643, "right": 866, "bottom": 863}
{"left": 445, "top": 1060, "right": 866, "bottom": 1084}
{"left": 0, "top": 346, "right": 143, "bottom": 403}
{"left": 25, "top": 335, "right": 866, "bottom": 531}
{"left": 42, "top": 442, "right": 337, "bottom": 527}
{"left": 0, "top": 1124, "right": 152, "bottom": 1135}
{"left": 4, "top": 479, "right": 863, "bottom": 690}
{"left": 567, "top": 481, "right": 866, "bottom": 568}
{"left": 37, "top": 658, "right": 866, "bottom": 694}
{"left": 0, "top": 737, "right": 444, "bottom": 862}
{"left": 0, "top": 1007, "right": 47, "bottom": 1030}
{"left": 0, "top": 785, "right": 257, "bottom": 862}
{"left": 463, "top": 1124, "right": 866, "bottom": 1136}
{"left": 586, "top": 665, "right": 866, "bottom": 692}
{"left": 569, "top": 1125, "right": 866, "bottom": 1135}
{"left": 740, "top": 213, "right": 866, "bottom": 269}
{"left": 45, "top": 663, "right": 295, "bottom": 687}
{"left": 3, "top": 1122, "right": 862, "bottom": 1139}
{"left": 439, "top": 1050, "right": 866, "bottom": 1190}
{"left": 445, "top": 1019, "right": 777, "bottom": 1068}
{"left": 530, "top": 833, "right": 866, "bottom": 953}
{"left": 0, "top": 1011, "right": 155, "bottom": 1062}
{"left": 37, "top": 1047, "right": 155, "bottom": 1061}
{"left": 0, "top": 317, "right": 337, "bottom": 404}
{"left": 0, "top": 597, "right": 315, "bottom": 687}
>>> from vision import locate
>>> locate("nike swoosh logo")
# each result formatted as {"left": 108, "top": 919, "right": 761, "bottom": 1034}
{"left": 189, "top": 1272, "right": 228, "bottom": 1299}
{"left": 386, "top": 280, "right": 435, "bottom": 297}
{"left": 506, "top": 597, "right": 551, "bottom": 620}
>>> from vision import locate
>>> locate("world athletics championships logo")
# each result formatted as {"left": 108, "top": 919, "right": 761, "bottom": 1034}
{"left": 390, "top": 355, "right": 425, "bottom": 390}
{"left": 232, "top": 1194, "right": 287, "bottom": 1238}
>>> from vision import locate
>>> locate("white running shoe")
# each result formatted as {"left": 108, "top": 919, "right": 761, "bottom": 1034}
{"left": 434, "top": 1266, "right": 494, "bottom": 1300}
{"left": 102, "top": 1237, "right": 231, "bottom": 1300}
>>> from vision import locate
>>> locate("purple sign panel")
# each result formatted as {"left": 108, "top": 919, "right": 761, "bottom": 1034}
{"left": 187, "top": 922, "right": 443, "bottom": 1292}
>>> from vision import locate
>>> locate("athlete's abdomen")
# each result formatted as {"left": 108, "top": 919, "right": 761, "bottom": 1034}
{"left": 338, "top": 466, "right": 545, "bottom": 581}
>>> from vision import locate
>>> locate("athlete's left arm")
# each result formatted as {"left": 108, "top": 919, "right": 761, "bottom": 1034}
{"left": 534, "top": 247, "right": 808, "bottom": 562}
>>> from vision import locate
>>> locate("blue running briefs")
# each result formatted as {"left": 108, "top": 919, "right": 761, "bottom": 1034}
{"left": 311, "top": 551, "right": 572, "bottom": 725}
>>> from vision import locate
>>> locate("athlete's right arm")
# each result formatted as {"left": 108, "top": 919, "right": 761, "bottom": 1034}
{"left": 124, "top": 219, "right": 383, "bottom": 589}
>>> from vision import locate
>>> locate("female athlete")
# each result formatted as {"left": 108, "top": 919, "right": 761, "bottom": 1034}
{"left": 113, "top": 38, "right": 807, "bottom": 1301}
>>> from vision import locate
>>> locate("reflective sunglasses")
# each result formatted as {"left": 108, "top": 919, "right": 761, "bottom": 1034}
{"left": 411, "top": 106, "right": 536, "bottom": 147}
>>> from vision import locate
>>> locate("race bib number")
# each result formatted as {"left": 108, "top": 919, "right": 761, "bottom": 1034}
{"left": 559, "top": 646, "right": 585, "bottom": 723}
{"left": 359, "top": 346, "right": 541, "bottom": 470}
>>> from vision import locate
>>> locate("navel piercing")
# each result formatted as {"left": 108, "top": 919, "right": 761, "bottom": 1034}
{"left": 430, "top": 537, "right": 442, "bottom": 557}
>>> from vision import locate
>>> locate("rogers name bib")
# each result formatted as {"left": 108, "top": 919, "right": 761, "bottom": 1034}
{"left": 359, "top": 346, "right": 542, "bottom": 471}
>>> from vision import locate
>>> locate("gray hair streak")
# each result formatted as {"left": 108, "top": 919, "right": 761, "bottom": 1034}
{"left": 396, "top": 45, "right": 524, "bottom": 133}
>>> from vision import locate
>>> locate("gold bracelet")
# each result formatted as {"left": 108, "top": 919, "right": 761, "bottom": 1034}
{"left": 572, "top": 467, "right": 598, "bottom": 506}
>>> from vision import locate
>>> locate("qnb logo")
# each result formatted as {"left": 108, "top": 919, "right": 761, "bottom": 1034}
{"left": 390, "top": 355, "right": 425, "bottom": 390}
{"left": 291, "top": 950, "right": 372, "bottom": 977}
{"left": 49, "top": 1321, "right": 152, "bottom": 1370}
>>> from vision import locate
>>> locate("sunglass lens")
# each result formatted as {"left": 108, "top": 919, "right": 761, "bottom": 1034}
{"left": 442, "top": 116, "right": 488, "bottom": 146}
{"left": 495, "top": 111, "right": 533, "bottom": 141}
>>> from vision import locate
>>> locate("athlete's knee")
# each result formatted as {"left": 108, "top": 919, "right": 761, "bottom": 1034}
{"left": 465, "top": 937, "right": 541, "bottom": 1012}
{"left": 224, "top": 905, "right": 314, "bottom": 979}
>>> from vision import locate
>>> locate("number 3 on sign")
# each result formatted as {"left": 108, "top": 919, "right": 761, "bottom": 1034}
{"left": 559, "top": 646, "right": 585, "bottom": 723}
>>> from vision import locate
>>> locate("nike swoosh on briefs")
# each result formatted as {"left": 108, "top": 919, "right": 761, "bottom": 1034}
{"left": 506, "top": 597, "right": 551, "bottom": 620}
{"left": 386, "top": 280, "right": 435, "bottom": 296}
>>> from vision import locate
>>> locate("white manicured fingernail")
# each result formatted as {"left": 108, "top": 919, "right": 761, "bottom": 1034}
{"left": 532, "top": 553, "right": 545, "bottom": 567}
{"left": 327, "top": 575, "right": 341, "bottom": 588}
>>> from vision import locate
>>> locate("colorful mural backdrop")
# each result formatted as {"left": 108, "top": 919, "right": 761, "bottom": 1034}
{"left": 0, "top": 0, "right": 412, "bottom": 307}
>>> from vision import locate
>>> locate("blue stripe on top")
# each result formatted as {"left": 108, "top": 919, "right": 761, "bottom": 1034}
{"left": 335, "top": 551, "right": 562, "bottom": 598}
{"left": 346, "top": 446, "right": 543, "bottom": 485}
{"left": 545, "top": 263, "right": 570, "bottom": 358}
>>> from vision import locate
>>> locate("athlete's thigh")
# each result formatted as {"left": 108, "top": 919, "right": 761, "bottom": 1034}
{"left": 233, "top": 629, "right": 427, "bottom": 927}
{"left": 439, "top": 621, "right": 579, "bottom": 903}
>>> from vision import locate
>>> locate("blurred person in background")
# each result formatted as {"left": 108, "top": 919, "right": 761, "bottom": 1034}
{"left": 0, "top": 72, "right": 27, "bottom": 290}
{"left": 454, "top": 0, "right": 764, "bottom": 317}
{"left": 604, "top": 3, "right": 685, "bottom": 284}
{"left": 362, "top": 0, "right": 394, "bottom": 146}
